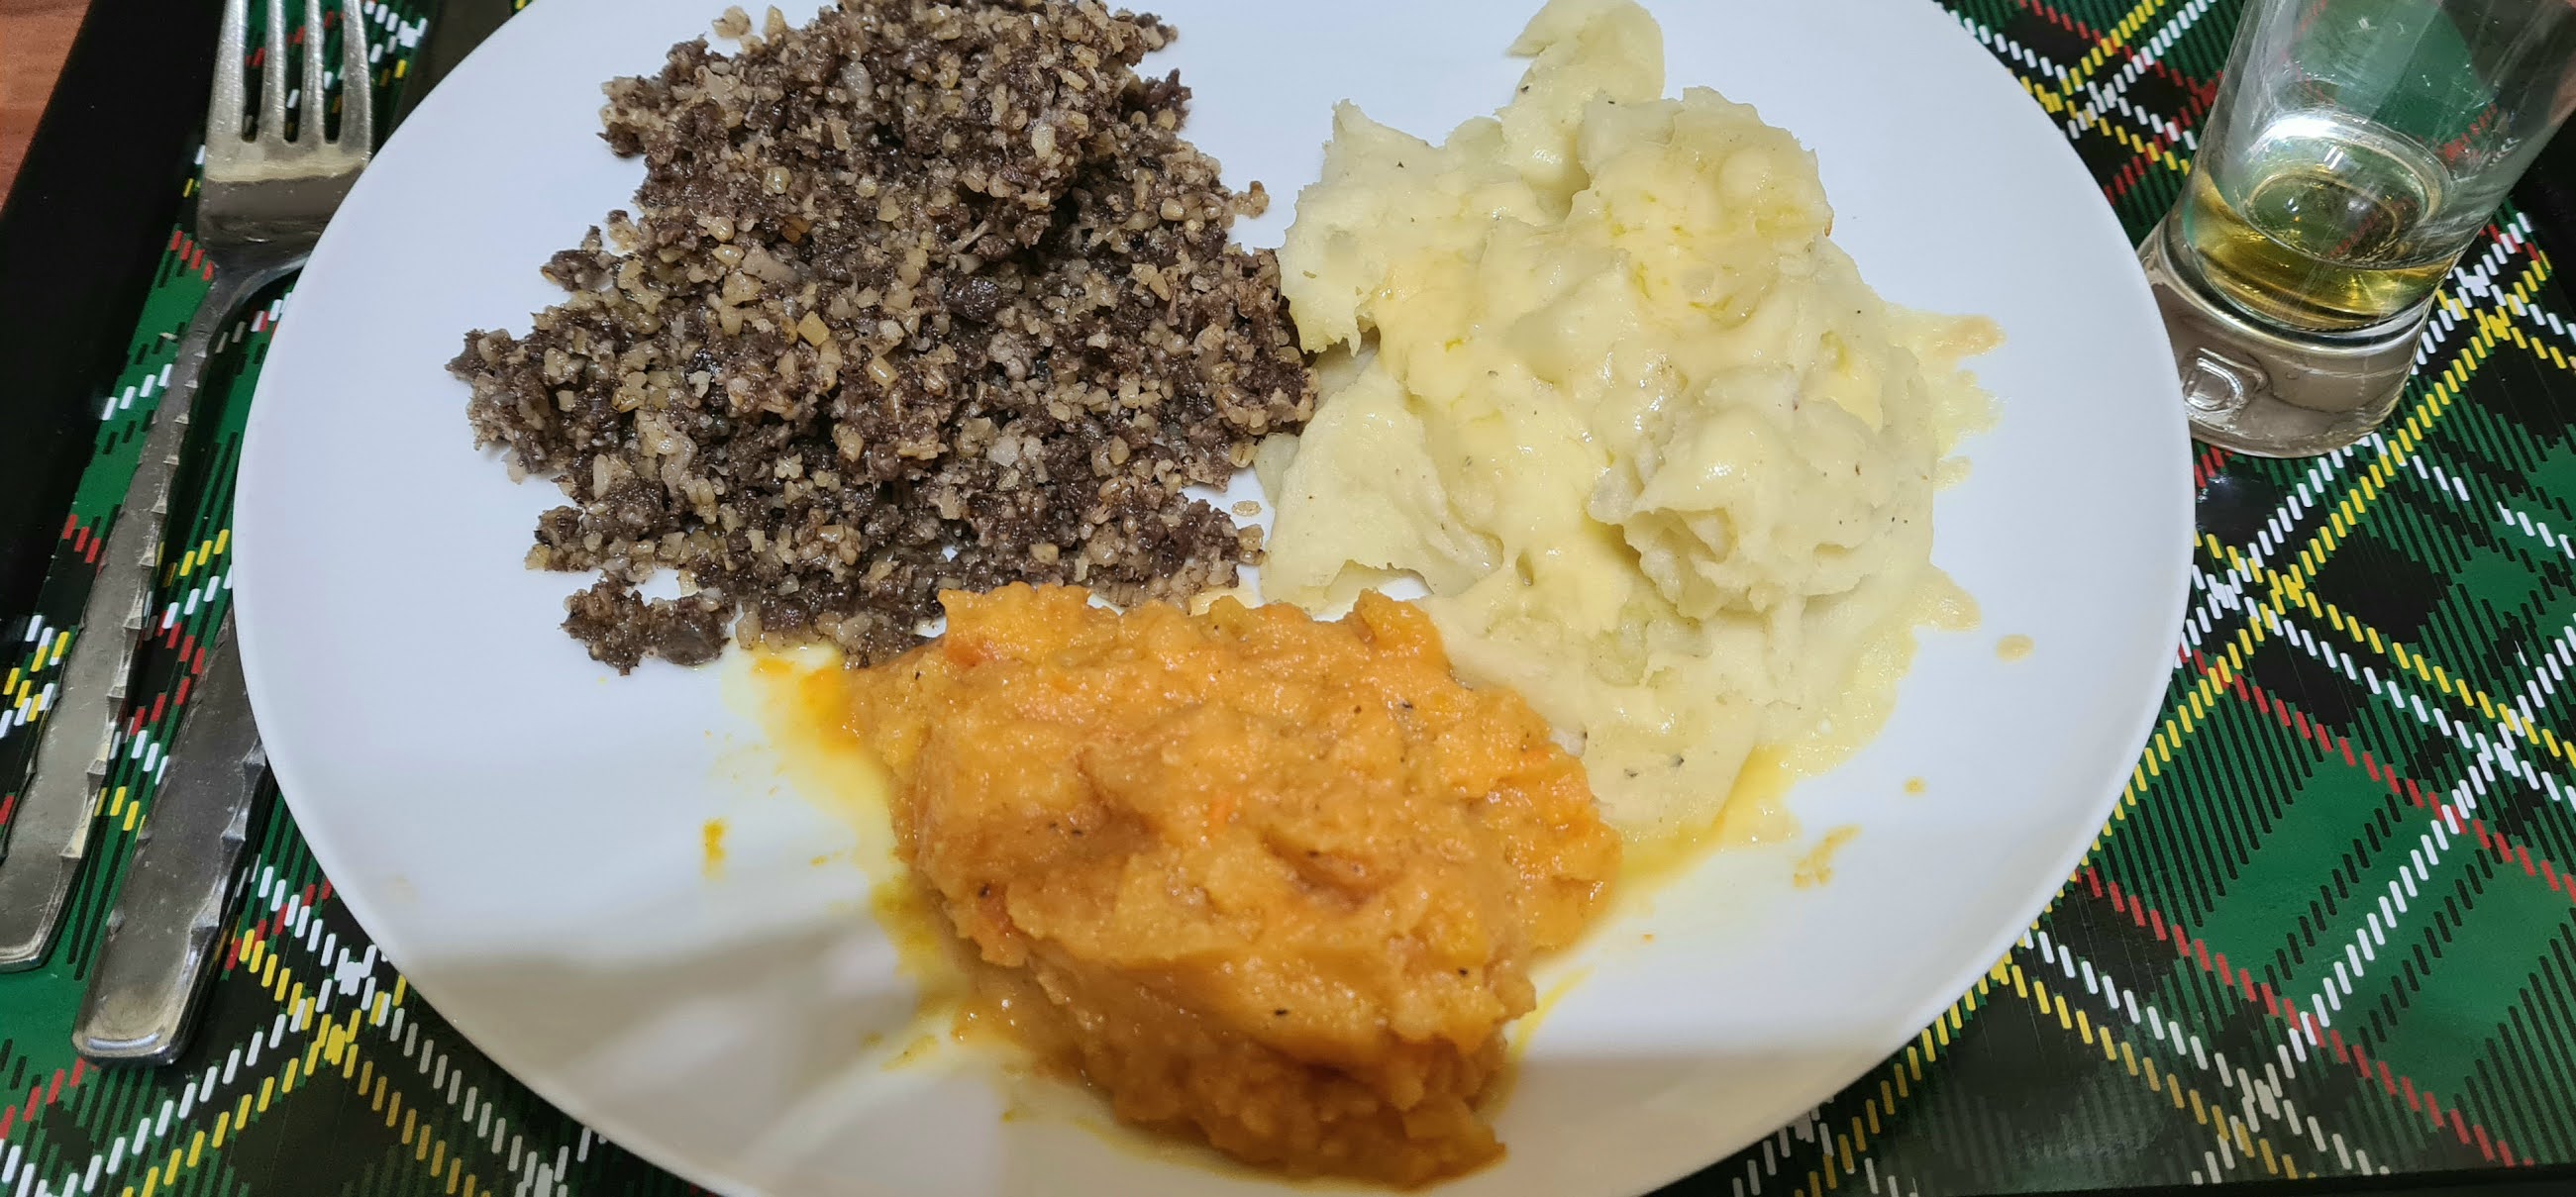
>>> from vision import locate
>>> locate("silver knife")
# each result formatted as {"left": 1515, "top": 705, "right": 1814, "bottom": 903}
{"left": 63, "top": 0, "right": 523, "bottom": 1062}
{"left": 72, "top": 617, "right": 263, "bottom": 1063}
{"left": 0, "top": 296, "right": 215, "bottom": 971}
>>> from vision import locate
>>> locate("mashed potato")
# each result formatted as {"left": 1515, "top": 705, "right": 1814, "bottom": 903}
{"left": 1260, "top": 0, "right": 1996, "bottom": 840}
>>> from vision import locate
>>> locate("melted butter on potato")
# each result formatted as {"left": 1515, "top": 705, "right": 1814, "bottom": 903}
{"left": 1265, "top": 0, "right": 1996, "bottom": 843}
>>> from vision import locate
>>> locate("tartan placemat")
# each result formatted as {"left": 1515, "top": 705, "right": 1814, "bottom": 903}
{"left": 1, "top": 0, "right": 2571, "bottom": 1194}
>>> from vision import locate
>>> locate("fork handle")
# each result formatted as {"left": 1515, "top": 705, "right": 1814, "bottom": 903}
{"left": 0, "top": 253, "right": 298, "bottom": 971}
{"left": 74, "top": 617, "right": 266, "bottom": 1064}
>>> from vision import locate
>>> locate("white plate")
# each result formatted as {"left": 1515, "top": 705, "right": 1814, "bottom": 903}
{"left": 233, "top": 0, "right": 2191, "bottom": 1193}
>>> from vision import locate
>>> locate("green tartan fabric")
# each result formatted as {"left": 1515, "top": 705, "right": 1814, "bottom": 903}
{"left": 1, "top": 0, "right": 2571, "bottom": 1193}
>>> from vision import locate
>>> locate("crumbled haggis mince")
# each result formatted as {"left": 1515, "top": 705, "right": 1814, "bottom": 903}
{"left": 454, "top": 0, "right": 1313, "bottom": 671}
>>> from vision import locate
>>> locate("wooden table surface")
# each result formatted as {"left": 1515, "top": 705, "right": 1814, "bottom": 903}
{"left": 0, "top": 0, "right": 86, "bottom": 209}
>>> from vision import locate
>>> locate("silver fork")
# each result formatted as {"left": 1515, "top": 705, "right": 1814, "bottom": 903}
{"left": 0, "top": 0, "right": 369, "bottom": 1061}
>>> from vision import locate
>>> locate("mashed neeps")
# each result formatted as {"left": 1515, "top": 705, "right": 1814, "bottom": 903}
{"left": 837, "top": 585, "right": 1619, "bottom": 1184}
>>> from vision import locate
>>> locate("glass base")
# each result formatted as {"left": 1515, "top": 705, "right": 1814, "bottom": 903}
{"left": 2140, "top": 216, "right": 2427, "bottom": 458}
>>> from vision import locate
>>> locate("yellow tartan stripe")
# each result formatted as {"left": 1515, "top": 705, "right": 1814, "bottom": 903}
{"left": 1793, "top": 961, "right": 2012, "bottom": 1193}
{"left": 2497, "top": 259, "right": 2575, "bottom": 373}
{"left": 2090, "top": 562, "right": 2280, "bottom": 857}
{"left": 2208, "top": 538, "right": 2576, "bottom": 771}
{"left": 125, "top": 948, "right": 492, "bottom": 1197}
{"left": 2079, "top": 349, "right": 2476, "bottom": 860}
{"left": 2188, "top": 264, "right": 2576, "bottom": 776}
{"left": 2057, "top": 0, "right": 2172, "bottom": 100}
{"left": 2269, "top": 238, "right": 2536, "bottom": 602}
{"left": 2015, "top": 976, "right": 2306, "bottom": 1178}
{"left": 2057, "top": 247, "right": 2569, "bottom": 971}
{"left": 126, "top": 873, "right": 458, "bottom": 1197}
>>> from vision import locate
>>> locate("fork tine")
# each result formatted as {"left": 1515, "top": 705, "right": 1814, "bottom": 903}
{"left": 300, "top": 0, "right": 327, "bottom": 144}
{"left": 339, "top": 0, "right": 372, "bottom": 149}
{"left": 260, "top": 0, "right": 289, "bottom": 142}
{"left": 209, "top": 0, "right": 249, "bottom": 144}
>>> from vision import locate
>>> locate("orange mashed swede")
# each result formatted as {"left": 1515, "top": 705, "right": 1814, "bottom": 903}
{"left": 836, "top": 584, "right": 1621, "bottom": 1185}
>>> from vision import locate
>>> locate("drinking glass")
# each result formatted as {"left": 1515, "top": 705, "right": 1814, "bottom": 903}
{"left": 2145, "top": 0, "right": 2576, "bottom": 456}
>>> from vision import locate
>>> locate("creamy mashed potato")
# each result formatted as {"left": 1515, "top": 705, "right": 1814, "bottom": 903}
{"left": 1260, "top": 0, "right": 1997, "bottom": 840}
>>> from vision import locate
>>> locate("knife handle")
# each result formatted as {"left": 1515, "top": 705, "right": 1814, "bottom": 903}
{"left": 74, "top": 615, "right": 266, "bottom": 1065}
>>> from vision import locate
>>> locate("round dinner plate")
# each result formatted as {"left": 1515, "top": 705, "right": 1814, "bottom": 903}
{"left": 233, "top": 0, "right": 2192, "bottom": 1193}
